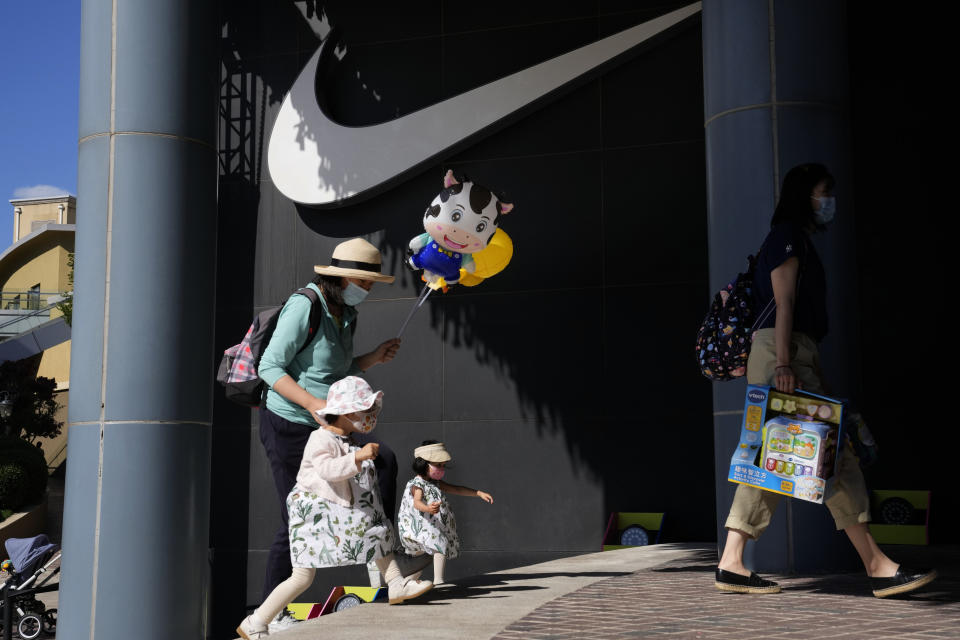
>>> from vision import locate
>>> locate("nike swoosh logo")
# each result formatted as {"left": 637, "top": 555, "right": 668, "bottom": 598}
{"left": 267, "top": 2, "right": 701, "bottom": 207}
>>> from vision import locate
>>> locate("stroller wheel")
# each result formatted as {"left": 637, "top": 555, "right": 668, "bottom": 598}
{"left": 18, "top": 613, "right": 43, "bottom": 640}
{"left": 42, "top": 609, "right": 57, "bottom": 634}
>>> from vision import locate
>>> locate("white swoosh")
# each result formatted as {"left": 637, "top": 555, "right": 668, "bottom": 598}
{"left": 267, "top": 2, "right": 701, "bottom": 207}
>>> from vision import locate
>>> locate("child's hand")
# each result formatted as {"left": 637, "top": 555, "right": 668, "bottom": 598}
{"left": 477, "top": 491, "right": 494, "bottom": 504}
{"left": 427, "top": 501, "right": 441, "bottom": 514}
{"left": 355, "top": 442, "right": 380, "bottom": 463}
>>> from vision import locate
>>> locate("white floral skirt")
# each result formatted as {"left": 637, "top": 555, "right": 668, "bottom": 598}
{"left": 287, "top": 458, "right": 395, "bottom": 568}
{"left": 397, "top": 476, "right": 460, "bottom": 558}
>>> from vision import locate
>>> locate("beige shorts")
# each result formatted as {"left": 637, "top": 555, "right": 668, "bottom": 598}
{"left": 724, "top": 329, "right": 870, "bottom": 538}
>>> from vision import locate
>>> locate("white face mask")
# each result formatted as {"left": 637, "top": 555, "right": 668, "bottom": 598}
{"left": 814, "top": 196, "right": 836, "bottom": 224}
{"left": 342, "top": 282, "right": 370, "bottom": 306}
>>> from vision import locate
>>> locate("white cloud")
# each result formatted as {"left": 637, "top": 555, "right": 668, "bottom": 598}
{"left": 12, "top": 184, "right": 73, "bottom": 199}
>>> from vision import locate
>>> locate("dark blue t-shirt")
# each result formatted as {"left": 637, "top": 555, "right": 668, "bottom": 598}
{"left": 753, "top": 222, "right": 828, "bottom": 342}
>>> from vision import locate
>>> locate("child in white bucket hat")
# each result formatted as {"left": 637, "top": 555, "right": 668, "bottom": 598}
{"left": 238, "top": 377, "right": 431, "bottom": 639}
{"left": 396, "top": 440, "right": 494, "bottom": 587}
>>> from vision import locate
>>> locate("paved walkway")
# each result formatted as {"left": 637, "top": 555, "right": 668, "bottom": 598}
{"left": 495, "top": 546, "right": 959, "bottom": 639}
{"left": 235, "top": 543, "right": 960, "bottom": 639}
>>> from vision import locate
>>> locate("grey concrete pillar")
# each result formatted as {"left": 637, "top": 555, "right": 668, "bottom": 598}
{"left": 58, "top": 1, "right": 218, "bottom": 638}
{"left": 703, "top": 0, "right": 860, "bottom": 573}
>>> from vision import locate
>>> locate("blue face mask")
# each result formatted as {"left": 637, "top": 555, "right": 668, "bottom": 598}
{"left": 342, "top": 282, "right": 370, "bottom": 306}
{"left": 814, "top": 196, "right": 836, "bottom": 224}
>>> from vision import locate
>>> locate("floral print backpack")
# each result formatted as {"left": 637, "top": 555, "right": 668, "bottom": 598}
{"left": 696, "top": 253, "right": 774, "bottom": 381}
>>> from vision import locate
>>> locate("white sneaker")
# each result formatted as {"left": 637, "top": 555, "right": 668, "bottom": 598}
{"left": 388, "top": 577, "right": 433, "bottom": 605}
{"left": 268, "top": 608, "right": 301, "bottom": 633}
{"left": 236, "top": 616, "right": 269, "bottom": 639}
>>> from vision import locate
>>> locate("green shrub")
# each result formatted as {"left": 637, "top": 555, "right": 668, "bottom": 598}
{"left": 0, "top": 437, "right": 47, "bottom": 510}
{"left": 0, "top": 463, "right": 29, "bottom": 511}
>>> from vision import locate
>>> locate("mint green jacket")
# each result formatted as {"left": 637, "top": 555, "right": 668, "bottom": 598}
{"left": 259, "top": 283, "right": 362, "bottom": 425}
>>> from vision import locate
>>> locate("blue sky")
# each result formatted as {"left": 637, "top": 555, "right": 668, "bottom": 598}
{"left": 0, "top": 1, "right": 80, "bottom": 225}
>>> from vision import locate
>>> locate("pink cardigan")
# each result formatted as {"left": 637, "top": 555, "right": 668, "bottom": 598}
{"left": 295, "top": 429, "right": 361, "bottom": 507}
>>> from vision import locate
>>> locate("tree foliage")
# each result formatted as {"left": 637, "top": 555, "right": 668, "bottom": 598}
{"left": 0, "top": 359, "right": 63, "bottom": 444}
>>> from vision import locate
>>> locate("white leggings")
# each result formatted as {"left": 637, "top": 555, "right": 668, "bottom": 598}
{"left": 251, "top": 568, "right": 315, "bottom": 627}
{"left": 250, "top": 555, "right": 402, "bottom": 627}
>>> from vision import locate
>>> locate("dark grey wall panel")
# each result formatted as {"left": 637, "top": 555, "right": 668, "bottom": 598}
{"left": 603, "top": 143, "right": 707, "bottom": 287}
{"left": 326, "top": 3, "right": 441, "bottom": 46}
{"left": 772, "top": 0, "right": 849, "bottom": 104}
{"left": 451, "top": 83, "right": 602, "bottom": 163}
{"left": 441, "top": 17, "right": 598, "bottom": 98}
{"left": 321, "top": 37, "right": 444, "bottom": 127}
{"left": 442, "top": 420, "right": 606, "bottom": 553}
{"left": 252, "top": 186, "right": 301, "bottom": 306}
{"left": 442, "top": 289, "right": 604, "bottom": 422}
{"left": 601, "top": 20, "right": 704, "bottom": 148}
{"left": 355, "top": 299, "right": 444, "bottom": 424}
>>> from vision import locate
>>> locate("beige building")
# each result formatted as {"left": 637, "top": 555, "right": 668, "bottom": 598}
{"left": 1, "top": 194, "right": 75, "bottom": 468}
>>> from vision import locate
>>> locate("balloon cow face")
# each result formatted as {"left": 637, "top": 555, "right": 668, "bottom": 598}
{"left": 424, "top": 171, "right": 514, "bottom": 254}
{"left": 408, "top": 170, "right": 513, "bottom": 287}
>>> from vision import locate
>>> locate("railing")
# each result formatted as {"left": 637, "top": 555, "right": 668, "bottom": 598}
{"left": 0, "top": 290, "right": 70, "bottom": 339}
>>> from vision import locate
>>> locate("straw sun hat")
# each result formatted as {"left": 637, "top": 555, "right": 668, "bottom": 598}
{"left": 414, "top": 442, "right": 452, "bottom": 464}
{"left": 314, "top": 238, "right": 395, "bottom": 283}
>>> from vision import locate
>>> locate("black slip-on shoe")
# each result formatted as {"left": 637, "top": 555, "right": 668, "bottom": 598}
{"left": 715, "top": 568, "right": 781, "bottom": 594}
{"left": 870, "top": 567, "right": 937, "bottom": 598}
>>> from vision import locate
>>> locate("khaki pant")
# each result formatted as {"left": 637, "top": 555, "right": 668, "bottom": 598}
{"left": 724, "top": 329, "right": 870, "bottom": 538}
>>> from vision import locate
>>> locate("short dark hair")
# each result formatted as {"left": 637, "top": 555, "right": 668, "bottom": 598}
{"left": 324, "top": 414, "right": 338, "bottom": 426}
{"left": 412, "top": 439, "right": 439, "bottom": 477}
{"left": 771, "top": 163, "right": 835, "bottom": 230}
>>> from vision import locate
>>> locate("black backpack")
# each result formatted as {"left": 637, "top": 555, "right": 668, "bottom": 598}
{"left": 695, "top": 254, "right": 774, "bottom": 381}
{"left": 217, "top": 288, "right": 323, "bottom": 406}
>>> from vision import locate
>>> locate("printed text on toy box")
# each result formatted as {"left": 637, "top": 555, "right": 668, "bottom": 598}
{"left": 733, "top": 465, "right": 767, "bottom": 483}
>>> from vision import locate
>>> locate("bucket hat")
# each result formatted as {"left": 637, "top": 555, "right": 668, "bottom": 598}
{"left": 323, "top": 376, "right": 384, "bottom": 431}
{"left": 414, "top": 442, "right": 451, "bottom": 464}
{"left": 314, "top": 238, "right": 395, "bottom": 283}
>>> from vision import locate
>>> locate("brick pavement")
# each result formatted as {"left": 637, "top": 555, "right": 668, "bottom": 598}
{"left": 494, "top": 548, "right": 960, "bottom": 639}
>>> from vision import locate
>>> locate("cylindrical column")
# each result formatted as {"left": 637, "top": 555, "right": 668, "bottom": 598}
{"left": 58, "top": 1, "right": 218, "bottom": 638}
{"left": 704, "top": 0, "right": 860, "bottom": 573}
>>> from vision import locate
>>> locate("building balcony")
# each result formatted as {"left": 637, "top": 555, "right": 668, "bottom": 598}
{"left": 0, "top": 290, "right": 69, "bottom": 340}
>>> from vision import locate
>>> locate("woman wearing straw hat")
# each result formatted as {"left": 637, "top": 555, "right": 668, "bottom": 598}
{"left": 256, "top": 238, "right": 402, "bottom": 630}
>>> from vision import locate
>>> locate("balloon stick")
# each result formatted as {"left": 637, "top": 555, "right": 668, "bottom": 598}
{"left": 396, "top": 284, "right": 433, "bottom": 338}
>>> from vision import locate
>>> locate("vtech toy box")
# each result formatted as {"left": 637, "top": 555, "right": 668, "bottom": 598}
{"left": 728, "top": 385, "right": 845, "bottom": 504}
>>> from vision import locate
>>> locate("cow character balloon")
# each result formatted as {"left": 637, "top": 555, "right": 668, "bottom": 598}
{"left": 408, "top": 170, "right": 514, "bottom": 290}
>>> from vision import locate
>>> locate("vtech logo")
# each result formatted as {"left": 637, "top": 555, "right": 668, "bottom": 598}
{"left": 747, "top": 388, "right": 767, "bottom": 404}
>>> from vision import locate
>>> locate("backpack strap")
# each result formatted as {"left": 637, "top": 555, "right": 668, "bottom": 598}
{"left": 291, "top": 287, "right": 323, "bottom": 354}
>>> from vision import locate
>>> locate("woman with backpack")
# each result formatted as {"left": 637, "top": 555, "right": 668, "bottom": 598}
{"left": 714, "top": 163, "right": 936, "bottom": 598}
{"left": 255, "top": 237, "right": 406, "bottom": 630}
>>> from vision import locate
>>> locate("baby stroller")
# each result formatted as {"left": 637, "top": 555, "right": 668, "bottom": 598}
{"left": 1, "top": 535, "right": 59, "bottom": 639}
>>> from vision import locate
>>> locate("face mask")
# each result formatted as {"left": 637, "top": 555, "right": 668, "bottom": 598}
{"left": 427, "top": 464, "right": 446, "bottom": 481}
{"left": 355, "top": 412, "right": 377, "bottom": 434}
{"left": 342, "top": 282, "right": 370, "bottom": 306}
{"left": 814, "top": 196, "right": 836, "bottom": 224}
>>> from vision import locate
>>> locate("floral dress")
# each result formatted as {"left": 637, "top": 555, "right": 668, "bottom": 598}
{"left": 397, "top": 476, "right": 460, "bottom": 558}
{"left": 286, "top": 440, "right": 394, "bottom": 568}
